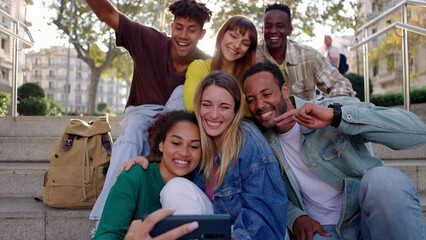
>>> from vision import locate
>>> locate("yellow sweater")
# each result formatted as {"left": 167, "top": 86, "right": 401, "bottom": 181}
{"left": 184, "top": 59, "right": 251, "bottom": 116}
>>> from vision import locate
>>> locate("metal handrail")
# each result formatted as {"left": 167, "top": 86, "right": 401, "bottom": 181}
{"left": 0, "top": 8, "right": 34, "bottom": 117}
{"left": 351, "top": 22, "right": 426, "bottom": 49}
{"left": 354, "top": 0, "right": 426, "bottom": 36}
{"left": 350, "top": 0, "right": 426, "bottom": 111}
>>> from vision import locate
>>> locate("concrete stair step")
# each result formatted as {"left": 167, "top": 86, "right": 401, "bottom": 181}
{"left": 0, "top": 116, "right": 122, "bottom": 138}
{"left": 0, "top": 197, "right": 94, "bottom": 240}
{"left": 0, "top": 162, "right": 49, "bottom": 197}
{"left": 1, "top": 160, "right": 426, "bottom": 198}
{"left": 0, "top": 137, "right": 57, "bottom": 162}
{"left": 372, "top": 144, "right": 426, "bottom": 160}
{"left": 0, "top": 195, "right": 424, "bottom": 240}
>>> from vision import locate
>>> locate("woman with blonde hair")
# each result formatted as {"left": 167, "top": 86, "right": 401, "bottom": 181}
{"left": 192, "top": 71, "right": 287, "bottom": 239}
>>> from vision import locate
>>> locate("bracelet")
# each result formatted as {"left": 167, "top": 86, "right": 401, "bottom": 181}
{"left": 327, "top": 103, "right": 342, "bottom": 128}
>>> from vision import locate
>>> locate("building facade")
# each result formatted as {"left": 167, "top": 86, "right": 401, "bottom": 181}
{"left": 25, "top": 46, "right": 128, "bottom": 113}
{"left": 0, "top": 0, "right": 30, "bottom": 94}
{"left": 353, "top": 0, "right": 426, "bottom": 94}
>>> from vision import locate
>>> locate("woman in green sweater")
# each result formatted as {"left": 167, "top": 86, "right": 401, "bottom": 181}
{"left": 94, "top": 111, "right": 211, "bottom": 239}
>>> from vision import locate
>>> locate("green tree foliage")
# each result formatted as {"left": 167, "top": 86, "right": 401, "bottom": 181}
{"left": 18, "top": 97, "right": 49, "bottom": 116}
{"left": 344, "top": 73, "right": 373, "bottom": 102}
{"left": 97, "top": 102, "right": 108, "bottom": 112}
{"left": 48, "top": 0, "right": 358, "bottom": 113}
{"left": 206, "top": 0, "right": 358, "bottom": 37}
{"left": 17, "top": 83, "right": 64, "bottom": 116}
{"left": 0, "top": 91, "right": 11, "bottom": 116}
{"left": 368, "top": 7, "right": 426, "bottom": 72}
{"left": 47, "top": 0, "right": 143, "bottom": 113}
{"left": 17, "top": 82, "right": 45, "bottom": 101}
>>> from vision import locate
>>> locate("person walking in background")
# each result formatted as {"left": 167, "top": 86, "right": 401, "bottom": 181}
{"left": 84, "top": 0, "right": 212, "bottom": 224}
{"left": 256, "top": 3, "right": 355, "bottom": 100}
{"left": 321, "top": 35, "right": 340, "bottom": 68}
{"left": 242, "top": 61, "right": 426, "bottom": 240}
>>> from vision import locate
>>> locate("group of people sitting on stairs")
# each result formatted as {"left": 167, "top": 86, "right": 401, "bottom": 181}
{"left": 83, "top": 0, "right": 426, "bottom": 239}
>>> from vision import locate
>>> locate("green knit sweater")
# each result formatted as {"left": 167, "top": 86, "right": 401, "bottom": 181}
{"left": 94, "top": 163, "right": 165, "bottom": 239}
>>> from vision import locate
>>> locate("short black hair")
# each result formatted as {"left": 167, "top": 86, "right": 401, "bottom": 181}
{"left": 265, "top": 3, "right": 292, "bottom": 24}
{"left": 168, "top": 0, "right": 212, "bottom": 28}
{"left": 148, "top": 110, "right": 198, "bottom": 157}
{"left": 242, "top": 61, "right": 286, "bottom": 88}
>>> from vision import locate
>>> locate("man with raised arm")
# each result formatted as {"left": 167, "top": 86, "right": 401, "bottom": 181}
{"left": 84, "top": 0, "right": 212, "bottom": 227}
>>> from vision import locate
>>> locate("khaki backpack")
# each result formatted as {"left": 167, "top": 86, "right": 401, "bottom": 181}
{"left": 43, "top": 116, "right": 112, "bottom": 208}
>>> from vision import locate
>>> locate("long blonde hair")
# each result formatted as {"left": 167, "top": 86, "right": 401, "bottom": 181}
{"left": 193, "top": 71, "right": 245, "bottom": 188}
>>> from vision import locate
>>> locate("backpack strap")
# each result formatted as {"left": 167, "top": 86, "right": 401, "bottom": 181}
{"left": 62, "top": 134, "right": 75, "bottom": 151}
{"left": 101, "top": 133, "right": 112, "bottom": 156}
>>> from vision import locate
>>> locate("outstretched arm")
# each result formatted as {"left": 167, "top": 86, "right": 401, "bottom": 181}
{"left": 85, "top": 0, "right": 120, "bottom": 31}
{"left": 274, "top": 103, "right": 334, "bottom": 130}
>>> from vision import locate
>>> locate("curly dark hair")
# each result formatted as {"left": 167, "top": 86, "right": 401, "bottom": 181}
{"left": 265, "top": 3, "right": 292, "bottom": 25}
{"left": 148, "top": 110, "right": 198, "bottom": 157}
{"left": 168, "top": 0, "right": 212, "bottom": 28}
{"left": 242, "top": 61, "right": 286, "bottom": 88}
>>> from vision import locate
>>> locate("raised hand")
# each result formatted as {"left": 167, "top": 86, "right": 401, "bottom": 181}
{"left": 117, "top": 156, "right": 150, "bottom": 176}
{"left": 274, "top": 103, "right": 334, "bottom": 130}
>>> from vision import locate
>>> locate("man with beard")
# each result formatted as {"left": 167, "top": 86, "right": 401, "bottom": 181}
{"left": 84, "top": 0, "right": 212, "bottom": 228}
{"left": 257, "top": 3, "right": 355, "bottom": 101}
{"left": 242, "top": 61, "right": 426, "bottom": 240}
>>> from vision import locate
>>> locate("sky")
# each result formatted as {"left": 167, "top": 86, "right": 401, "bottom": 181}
{"left": 25, "top": 1, "right": 352, "bottom": 55}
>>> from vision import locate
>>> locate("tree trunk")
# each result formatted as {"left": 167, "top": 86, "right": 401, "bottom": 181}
{"left": 87, "top": 69, "right": 102, "bottom": 113}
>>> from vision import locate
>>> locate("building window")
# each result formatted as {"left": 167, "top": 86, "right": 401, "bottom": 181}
{"left": 48, "top": 58, "right": 55, "bottom": 65}
{"left": 35, "top": 58, "right": 41, "bottom": 65}
{"left": 1, "top": 68, "right": 7, "bottom": 80}
{"left": 35, "top": 70, "right": 41, "bottom": 77}
{"left": 49, "top": 81, "right": 54, "bottom": 89}
{"left": 76, "top": 72, "right": 82, "bottom": 80}
{"left": 373, "top": 61, "right": 379, "bottom": 76}
{"left": 76, "top": 94, "right": 82, "bottom": 104}
{"left": 49, "top": 70, "right": 55, "bottom": 77}
{"left": 386, "top": 54, "right": 394, "bottom": 72}
{"left": 1, "top": 37, "right": 5, "bottom": 49}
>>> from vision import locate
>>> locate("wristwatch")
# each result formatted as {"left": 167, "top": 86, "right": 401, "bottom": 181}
{"left": 327, "top": 103, "right": 342, "bottom": 128}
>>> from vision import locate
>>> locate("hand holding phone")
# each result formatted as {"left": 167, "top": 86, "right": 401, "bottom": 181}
{"left": 146, "top": 214, "right": 232, "bottom": 240}
{"left": 125, "top": 209, "right": 199, "bottom": 240}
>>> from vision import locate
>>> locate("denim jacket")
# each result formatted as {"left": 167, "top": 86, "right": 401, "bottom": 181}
{"left": 264, "top": 96, "right": 426, "bottom": 238}
{"left": 193, "top": 120, "right": 288, "bottom": 240}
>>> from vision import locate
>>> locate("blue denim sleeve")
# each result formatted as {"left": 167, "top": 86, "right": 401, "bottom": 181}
{"left": 338, "top": 102, "right": 426, "bottom": 149}
{"left": 232, "top": 122, "right": 288, "bottom": 239}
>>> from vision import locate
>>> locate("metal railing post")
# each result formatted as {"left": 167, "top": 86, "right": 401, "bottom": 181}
{"left": 401, "top": 3, "right": 411, "bottom": 111}
{"left": 11, "top": 21, "right": 20, "bottom": 117}
{"left": 363, "top": 28, "right": 370, "bottom": 102}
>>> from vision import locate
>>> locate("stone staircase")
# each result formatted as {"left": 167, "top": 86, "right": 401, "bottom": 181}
{"left": 0, "top": 113, "right": 425, "bottom": 239}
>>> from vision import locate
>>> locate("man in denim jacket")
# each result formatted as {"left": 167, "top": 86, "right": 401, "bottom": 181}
{"left": 242, "top": 61, "right": 426, "bottom": 240}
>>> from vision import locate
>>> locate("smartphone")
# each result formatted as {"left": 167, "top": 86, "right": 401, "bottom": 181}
{"left": 143, "top": 214, "right": 232, "bottom": 240}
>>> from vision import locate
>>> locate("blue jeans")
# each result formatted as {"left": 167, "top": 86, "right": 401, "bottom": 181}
{"left": 311, "top": 166, "right": 425, "bottom": 240}
{"left": 89, "top": 86, "right": 185, "bottom": 221}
